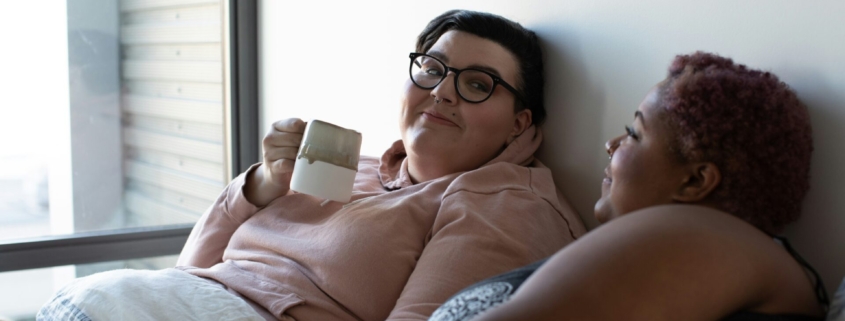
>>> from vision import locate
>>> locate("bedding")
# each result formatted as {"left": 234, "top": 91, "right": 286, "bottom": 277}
{"left": 37, "top": 268, "right": 263, "bottom": 321}
{"left": 829, "top": 277, "right": 845, "bottom": 321}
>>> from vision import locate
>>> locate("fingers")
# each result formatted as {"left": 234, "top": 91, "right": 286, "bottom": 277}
{"left": 272, "top": 118, "right": 306, "bottom": 133}
{"left": 262, "top": 135, "right": 299, "bottom": 182}
{"left": 264, "top": 146, "right": 298, "bottom": 162}
{"left": 261, "top": 118, "right": 306, "bottom": 187}
{"left": 263, "top": 130, "right": 302, "bottom": 148}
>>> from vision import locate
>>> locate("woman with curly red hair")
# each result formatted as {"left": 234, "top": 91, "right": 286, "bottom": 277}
{"left": 428, "top": 52, "right": 829, "bottom": 321}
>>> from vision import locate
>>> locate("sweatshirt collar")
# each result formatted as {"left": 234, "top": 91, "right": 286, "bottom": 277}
{"left": 378, "top": 125, "right": 543, "bottom": 190}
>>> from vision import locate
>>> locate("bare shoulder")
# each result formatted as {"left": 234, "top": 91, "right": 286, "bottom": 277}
{"left": 475, "top": 205, "right": 819, "bottom": 321}
{"left": 591, "top": 204, "right": 775, "bottom": 249}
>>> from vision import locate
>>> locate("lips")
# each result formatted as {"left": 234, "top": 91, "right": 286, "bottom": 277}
{"left": 603, "top": 167, "right": 612, "bottom": 184}
{"left": 422, "top": 110, "right": 458, "bottom": 127}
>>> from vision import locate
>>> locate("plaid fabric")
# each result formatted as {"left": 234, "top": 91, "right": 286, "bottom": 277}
{"left": 36, "top": 289, "right": 93, "bottom": 321}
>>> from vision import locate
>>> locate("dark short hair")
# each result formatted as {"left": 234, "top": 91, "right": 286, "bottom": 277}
{"left": 660, "top": 51, "right": 813, "bottom": 234}
{"left": 416, "top": 10, "right": 546, "bottom": 126}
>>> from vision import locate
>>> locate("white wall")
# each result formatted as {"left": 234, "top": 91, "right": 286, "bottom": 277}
{"left": 259, "top": 0, "right": 845, "bottom": 294}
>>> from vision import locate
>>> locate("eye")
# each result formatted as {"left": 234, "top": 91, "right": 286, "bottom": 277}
{"left": 459, "top": 71, "right": 494, "bottom": 94}
{"left": 469, "top": 81, "right": 489, "bottom": 92}
{"left": 425, "top": 68, "right": 443, "bottom": 77}
{"left": 625, "top": 125, "right": 639, "bottom": 140}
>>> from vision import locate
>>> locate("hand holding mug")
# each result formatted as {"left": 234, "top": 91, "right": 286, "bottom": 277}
{"left": 245, "top": 118, "right": 306, "bottom": 206}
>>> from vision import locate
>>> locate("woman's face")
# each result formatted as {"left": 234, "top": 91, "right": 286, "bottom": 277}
{"left": 594, "top": 84, "right": 690, "bottom": 223}
{"left": 400, "top": 30, "right": 531, "bottom": 182}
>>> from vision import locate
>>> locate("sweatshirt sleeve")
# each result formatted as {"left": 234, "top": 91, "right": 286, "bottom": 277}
{"left": 385, "top": 183, "right": 575, "bottom": 320}
{"left": 176, "top": 164, "right": 263, "bottom": 268}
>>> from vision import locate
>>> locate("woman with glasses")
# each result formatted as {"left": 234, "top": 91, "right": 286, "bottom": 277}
{"left": 429, "top": 52, "right": 829, "bottom": 321}
{"left": 38, "top": 10, "right": 585, "bottom": 321}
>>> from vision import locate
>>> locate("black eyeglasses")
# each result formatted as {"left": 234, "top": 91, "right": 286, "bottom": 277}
{"left": 408, "top": 52, "right": 523, "bottom": 104}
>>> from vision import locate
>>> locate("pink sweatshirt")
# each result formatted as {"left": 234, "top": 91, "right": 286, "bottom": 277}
{"left": 176, "top": 126, "right": 585, "bottom": 321}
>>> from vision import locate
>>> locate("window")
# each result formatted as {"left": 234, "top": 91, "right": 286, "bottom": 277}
{"left": 0, "top": 0, "right": 257, "bottom": 318}
{"left": 0, "top": 0, "right": 227, "bottom": 241}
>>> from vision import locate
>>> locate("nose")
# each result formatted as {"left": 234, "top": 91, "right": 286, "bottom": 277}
{"left": 430, "top": 71, "right": 458, "bottom": 105}
{"left": 606, "top": 135, "right": 623, "bottom": 159}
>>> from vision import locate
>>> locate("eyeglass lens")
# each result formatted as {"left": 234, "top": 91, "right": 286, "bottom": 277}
{"left": 410, "top": 55, "right": 496, "bottom": 102}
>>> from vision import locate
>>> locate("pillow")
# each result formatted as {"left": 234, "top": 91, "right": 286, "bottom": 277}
{"left": 428, "top": 258, "right": 547, "bottom": 321}
{"left": 828, "top": 277, "right": 845, "bottom": 321}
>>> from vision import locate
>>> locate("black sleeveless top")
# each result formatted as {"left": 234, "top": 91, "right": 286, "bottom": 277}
{"left": 428, "top": 236, "right": 829, "bottom": 321}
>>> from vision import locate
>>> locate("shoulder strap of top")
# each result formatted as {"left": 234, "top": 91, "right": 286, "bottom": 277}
{"left": 773, "top": 235, "right": 830, "bottom": 311}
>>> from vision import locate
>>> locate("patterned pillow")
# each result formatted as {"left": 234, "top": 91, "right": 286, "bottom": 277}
{"left": 428, "top": 259, "right": 548, "bottom": 321}
{"left": 829, "top": 277, "right": 845, "bottom": 321}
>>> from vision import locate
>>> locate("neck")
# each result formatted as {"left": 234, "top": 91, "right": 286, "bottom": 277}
{"left": 406, "top": 152, "right": 452, "bottom": 184}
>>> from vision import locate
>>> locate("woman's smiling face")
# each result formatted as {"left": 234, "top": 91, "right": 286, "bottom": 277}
{"left": 400, "top": 30, "right": 531, "bottom": 183}
{"left": 594, "top": 84, "right": 690, "bottom": 223}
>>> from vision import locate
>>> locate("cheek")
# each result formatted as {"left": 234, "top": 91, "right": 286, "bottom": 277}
{"left": 609, "top": 141, "right": 653, "bottom": 181}
{"left": 463, "top": 104, "right": 514, "bottom": 138}
{"left": 608, "top": 146, "right": 674, "bottom": 214}
{"left": 402, "top": 80, "right": 427, "bottom": 112}
{"left": 400, "top": 80, "right": 425, "bottom": 131}
{"left": 608, "top": 147, "right": 644, "bottom": 205}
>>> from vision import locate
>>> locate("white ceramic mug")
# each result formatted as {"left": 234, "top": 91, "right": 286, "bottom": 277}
{"left": 289, "top": 120, "right": 362, "bottom": 203}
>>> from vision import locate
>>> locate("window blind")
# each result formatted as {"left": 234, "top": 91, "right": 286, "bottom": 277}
{"left": 119, "top": 0, "right": 224, "bottom": 227}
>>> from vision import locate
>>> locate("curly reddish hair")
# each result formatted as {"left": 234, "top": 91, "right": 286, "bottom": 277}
{"left": 659, "top": 51, "right": 813, "bottom": 235}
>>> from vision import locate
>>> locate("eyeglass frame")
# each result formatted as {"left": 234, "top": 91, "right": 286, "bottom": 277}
{"left": 408, "top": 52, "right": 525, "bottom": 104}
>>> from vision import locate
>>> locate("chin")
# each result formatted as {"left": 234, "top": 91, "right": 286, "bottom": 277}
{"left": 594, "top": 213, "right": 610, "bottom": 224}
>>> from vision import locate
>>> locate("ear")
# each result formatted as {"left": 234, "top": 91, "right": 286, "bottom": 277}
{"left": 507, "top": 109, "right": 533, "bottom": 144}
{"left": 673, "top": 162, "right": 721, "bottom": 203}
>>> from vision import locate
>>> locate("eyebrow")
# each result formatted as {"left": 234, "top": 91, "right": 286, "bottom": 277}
{"left": 467, "top": 64, "right": 504, "bottom": 78}
{"left": 426, "top": 50, "right": 505, "bottom": 78}
{"left": 634, "top": 111, "right": 645, "bottom": 128}
{"left": 427, "top": 50, "right": 450, "bottom": 63}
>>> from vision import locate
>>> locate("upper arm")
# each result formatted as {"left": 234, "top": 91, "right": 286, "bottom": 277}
{"left": 475, "top": 205, "right": 769, "bottom": 321}
{"left": 386, "top": 188, "right": 575, "bottom": 320}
